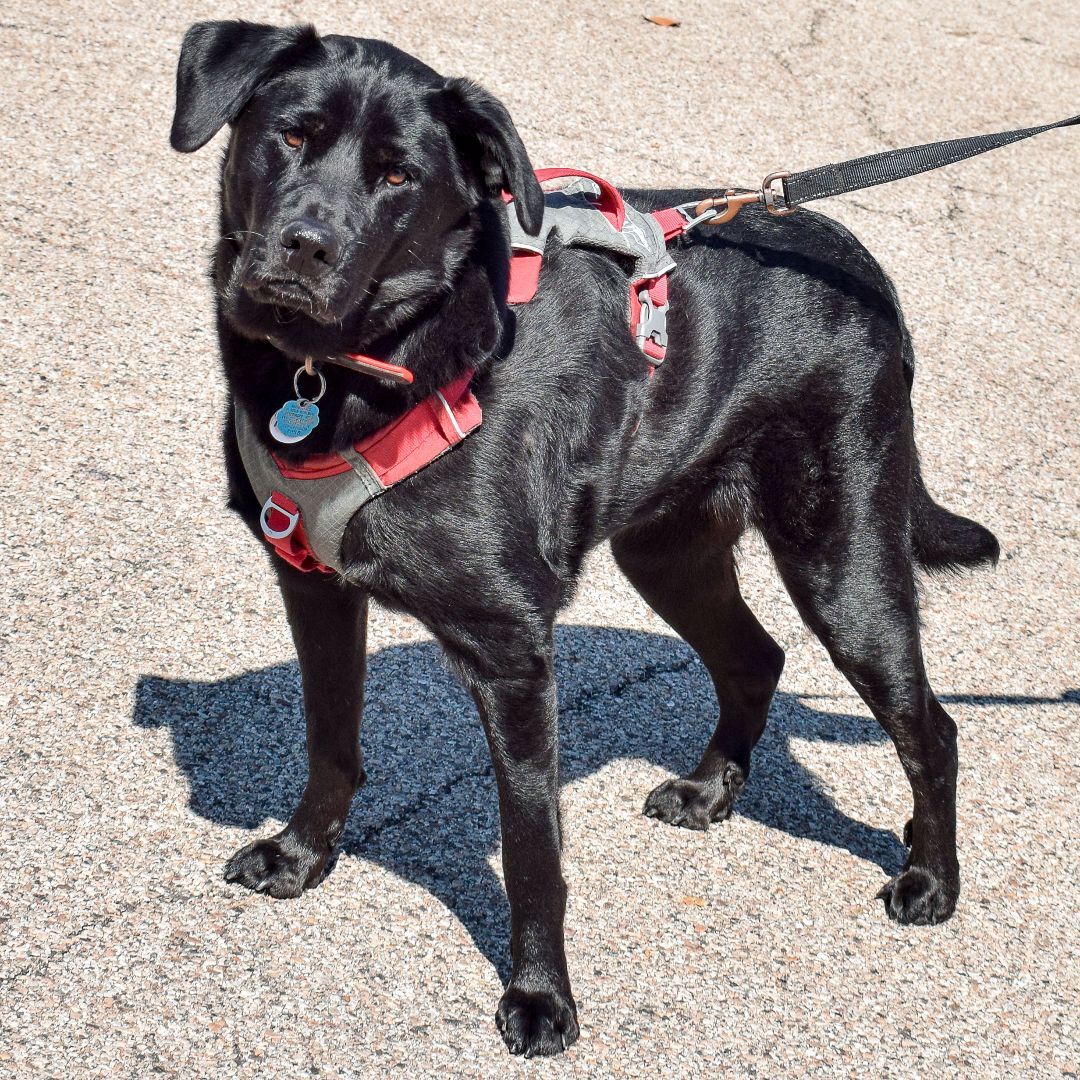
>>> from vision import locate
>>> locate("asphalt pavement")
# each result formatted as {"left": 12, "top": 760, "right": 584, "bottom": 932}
{"left": 2, "top": 0, "right": 1078, "bottom": 1075}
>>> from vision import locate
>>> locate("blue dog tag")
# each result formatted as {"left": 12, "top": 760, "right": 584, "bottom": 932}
{"left": 270, "top": 398, "right": 320, "bottom": 444}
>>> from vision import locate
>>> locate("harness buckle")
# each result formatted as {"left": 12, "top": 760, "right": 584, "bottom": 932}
{"left": 635, "top": 287, "right": 669, "bottom": 350}
{"left": 260, "top": 494, "right": 300, "bottom": 540}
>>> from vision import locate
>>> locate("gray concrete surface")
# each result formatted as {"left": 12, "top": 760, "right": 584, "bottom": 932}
{"left": 2, "top": 0, "right": 1078, "bottom": 1075}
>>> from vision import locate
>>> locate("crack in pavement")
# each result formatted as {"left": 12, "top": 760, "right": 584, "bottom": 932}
{"left": 0, "top": 893, "right": 186, "bottom": 990}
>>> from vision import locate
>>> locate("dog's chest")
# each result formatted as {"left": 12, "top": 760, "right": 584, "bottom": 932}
{"left": 332, "top": 461, "right": 535, "bottom": 620}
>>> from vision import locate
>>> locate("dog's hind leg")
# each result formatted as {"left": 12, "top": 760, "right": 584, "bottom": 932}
{"left": 225, "top": 561, "right": 368, "bottom": 898}
{"left": 758, "top": 432, "right": 961, "bottom": 925}
{"left": 611, "top": 509, "right": 785, "bottom": 830}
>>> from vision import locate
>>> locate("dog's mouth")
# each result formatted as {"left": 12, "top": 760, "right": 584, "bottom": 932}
{"left": 242, "top": 276, "right": 342, "bottom": 323}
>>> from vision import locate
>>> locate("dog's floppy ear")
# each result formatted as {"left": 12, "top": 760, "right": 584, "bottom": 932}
{"left": 170, "top": 20, "right": 321, "bottom": 153}
{"left": 439, "top": 78, "right": 544, "bottom": 237}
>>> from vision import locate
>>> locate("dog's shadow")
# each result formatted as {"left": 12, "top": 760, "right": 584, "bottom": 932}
{"left": 133, "top": 626, "right": 1068, "bottom": 982}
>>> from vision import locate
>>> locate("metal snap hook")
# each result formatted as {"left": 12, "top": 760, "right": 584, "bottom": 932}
{"left": 761, "top": 171, "right": 797, "bottom": 216}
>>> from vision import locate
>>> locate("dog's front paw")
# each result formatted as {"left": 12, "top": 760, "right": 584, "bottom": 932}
{"left": 876, "top": 865, "right": 958, "bottom": 925}
{"left": 224, "top": 832, "right": 331, "bottom": 899}
{"left": 643, "top": 765, "right": 745, "bottom": 831}
{"left": 495, "top": 984, "right": 579, "bottom": 1058}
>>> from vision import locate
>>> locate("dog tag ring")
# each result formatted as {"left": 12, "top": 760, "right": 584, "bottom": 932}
{"left": 270, "top": 363, "right": 327, "bottom": 444}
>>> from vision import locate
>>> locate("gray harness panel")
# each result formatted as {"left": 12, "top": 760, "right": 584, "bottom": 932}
{"left": 234, "top": 402, "right": 384, "bottom": 573}
{"left": 507, "top": 176, "right": 675, "bottom": 286}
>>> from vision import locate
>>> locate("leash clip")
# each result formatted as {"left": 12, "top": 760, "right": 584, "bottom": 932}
{"left": 677, "top": 189, "right": 762, "bottom": 230}
{"left": 761, "top": 170, "right": 796, "bottom": 216}
{"left": 677, "top": 173, "right": 797, "bottom": 230}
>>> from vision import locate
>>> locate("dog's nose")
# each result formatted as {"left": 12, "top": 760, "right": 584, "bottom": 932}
{"left": 279, "top": 218, "right": 341, "bottom": 276}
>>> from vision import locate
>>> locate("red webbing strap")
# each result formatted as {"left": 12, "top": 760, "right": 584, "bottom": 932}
{"left": 629, "top": 206, "right": 693, "bottom": 370}
{"left": 507, "top": 250, "right": 542, "bottom": 304}
{"left": 355, "top": 370, "right": 481, "bottom": 486}
{"left": 261, "top": 492, "right": 333, "bottom": 575}
{"left": 271, "top": 450, "right": 352, "bottom": 481}
{"left": 651, "top": 206, "right": 689, "bottom": 242}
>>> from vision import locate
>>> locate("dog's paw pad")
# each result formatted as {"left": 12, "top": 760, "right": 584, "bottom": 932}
{"left": 224, "top": 835, "right": 328, "bottom": 899}
{"left": 876, "top": 866, "right": 958, "bottom": 926}
{"left": 643, "top": 770, "right": 743, "bottom": 831}
{"left": 496, "top": 986, "right": 579, "bottom": 1058}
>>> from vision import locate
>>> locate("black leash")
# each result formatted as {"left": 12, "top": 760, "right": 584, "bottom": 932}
{"left": 777, "top": 113, "right": 1079, "bottom": 210}
{"left": 686, "top": 113, "right": 1079, "bottom": 225}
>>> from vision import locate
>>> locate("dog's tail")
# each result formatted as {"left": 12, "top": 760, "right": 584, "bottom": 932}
{"left": 911, "top": 471, "right": 1000, "bottom": 573}
{"left": 902, "top": 321, "right": 998, "bottom": 572}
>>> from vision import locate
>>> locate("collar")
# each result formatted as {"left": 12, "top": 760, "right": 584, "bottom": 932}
{"left": 323, "top": 351, "right": 416, "bottom": 385}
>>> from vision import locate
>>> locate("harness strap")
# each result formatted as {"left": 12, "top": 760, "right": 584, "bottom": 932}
{"left": 507, "top": 250, "right": 543, "bottom": 304}
{"left": 236, "top": 370, "right": 481, "bottom": 574}
{"left": 651, "top": 206, "right": 693, "bottom": 242}
{"left": 506, "top": 170, "right": 678, "bottom": 368}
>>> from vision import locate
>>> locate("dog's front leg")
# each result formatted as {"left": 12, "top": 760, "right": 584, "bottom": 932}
{"left": 467, "top": 665, "right": 579, "bottom": 1057}
{"left": 225, "top": 562, "right": 367, "bottom": 898}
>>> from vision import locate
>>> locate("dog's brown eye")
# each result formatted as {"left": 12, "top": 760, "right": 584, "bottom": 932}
{"left": 385, "top": 168, "right": 410, "bottom": 187}
{"left": 281, "top": 128, "right": 305, "bottom": 149}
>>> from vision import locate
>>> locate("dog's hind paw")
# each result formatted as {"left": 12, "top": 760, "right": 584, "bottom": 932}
{"left": 643, "top": 765, "right": 746, "bottom": 831}
{"left": 224, "top": 832, "right": 332, "bottom": 899}
{"left": 876, "top": 865, "right": 958, "bottom": 926}
{"left": 495, "top": 985, "right": 579, "bottom": 1057}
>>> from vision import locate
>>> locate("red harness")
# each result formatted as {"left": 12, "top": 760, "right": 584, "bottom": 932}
{"left": 250, "top": 172, "right": 700, "bottom": 575}
{"left": 256, "top": 370, "right": 481, "bottom": 573}
{"left": 505, "top": 168, "right": 690, "bottom": 367}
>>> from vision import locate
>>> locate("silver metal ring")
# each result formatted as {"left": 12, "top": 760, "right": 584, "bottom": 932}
{"left": 260, "top": 496, "right": 299, "bottom": 540}
{"left": 293, "top": 363, "right": 327, "bottom": 403}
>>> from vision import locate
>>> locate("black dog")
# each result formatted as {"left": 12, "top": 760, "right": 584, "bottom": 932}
{"left": 170, "top": 21, "right": 999, "bottom": 1057}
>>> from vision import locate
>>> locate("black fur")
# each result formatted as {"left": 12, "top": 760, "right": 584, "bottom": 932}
{"left": 171, "top": 21, "right": 999, "bottom": 1058}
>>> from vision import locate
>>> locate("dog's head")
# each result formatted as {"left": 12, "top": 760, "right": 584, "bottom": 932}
{"left": 171, "top": 21, "right": 542, "bottom": 364}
